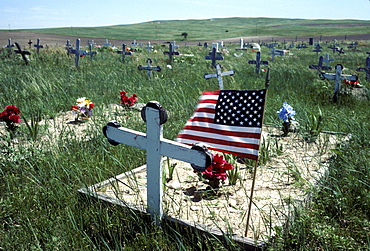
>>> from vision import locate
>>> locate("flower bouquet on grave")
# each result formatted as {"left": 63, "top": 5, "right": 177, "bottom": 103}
{"left": 0, "top": 105, "right": 21, "bottom": 138}
{"left": 277, "top": 102, "right": 296, "bottom": 137}
{"left": 119, "top": 91, "right": 138, "bottom": 108}
{"left": 71, "top": 97, "right": 94, "bottom": 121}
{"left": 198, "top": 153, "right": 235, "bottom": 191}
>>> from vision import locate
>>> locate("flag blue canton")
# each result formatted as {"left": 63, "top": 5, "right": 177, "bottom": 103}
{"left": 214, "top": 90, "right": 266, "bottom": 127}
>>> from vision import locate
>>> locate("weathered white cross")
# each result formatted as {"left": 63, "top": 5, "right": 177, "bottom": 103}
{"left": 103, "top": 102, "right": 210, "bottom": 224}
{"left": 319, "top": 64, "right": 358, "bottom": 102}
{"left": 248, "top": 51, "right": 269, "bottom": 74}
{"left": 204, "top": 63, "right": 235, "bottom": 90}
{"left": 138, "top": 58, "right": 161, "bottom": 78}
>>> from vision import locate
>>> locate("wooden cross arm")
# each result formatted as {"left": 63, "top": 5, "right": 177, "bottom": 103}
{"left": 205, "top": 55, "right": 224, "bottom": 60}
{"left": 103, "top": 122, "right": 209, "bottom": 167}
{"left": 138, "top": 65, "right": 161, "bottom": 72}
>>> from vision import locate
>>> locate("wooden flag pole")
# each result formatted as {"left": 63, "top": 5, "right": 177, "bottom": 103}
{"left": 244, "top": 68, "right": 270, "bottom": 237}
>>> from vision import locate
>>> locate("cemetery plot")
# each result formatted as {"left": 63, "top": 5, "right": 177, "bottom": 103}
{"left": 90, "top": 126, "right": 347, "bottom": 241}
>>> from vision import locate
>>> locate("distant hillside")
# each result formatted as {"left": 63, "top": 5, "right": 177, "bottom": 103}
{"left": 1, "top": 17, "right": 370, "bottom": 41}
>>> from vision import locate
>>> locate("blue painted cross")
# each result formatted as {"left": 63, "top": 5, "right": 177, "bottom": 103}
{"left": 204, "top": 63, "right": 234, "bottom": 90}
{"left": 297, "top": 43, "right": 308, "bottom": 49}
{"left": 116, "top": 44, "right": 132, "bottom": 62}
{"left": 268, "top": 47, "right": 287, "bottom": 62}
{"left": 5, "top": 38, "right": 14, "bottom": 55}
{"left": 103, "top": 39, "right": 111, "bottom": 47}
{"left": 318, "top": 64, "right": 358, "bottom": 102}
{"left": 87, "top": 40, "right": 97, "bottom": 60}
{"left": 138, "top": 58, "right": 161, "bottom": 78}
{"left": 356, "top": 53, "right": 370, "bottom": 80}
{"left": 69, "top": 39, "right": 88, "bottom": 67}
{"left": 103, "top": 102, "right": 210, "bottom": 224}
{"left": 309, "top": 54, "right": 333, "bottom": 71}
{"left": 145, "top": 42, "right": 153, "bottom": 54}
{"left": 248, "top": 51, "right": 269, "bottom": 74}
{"left": 312, "top": 43, "right": 322, "bottom": 54}
{"left": 131, "top": 40, "right": 138, "bottom": 47}
{"left": 14, "top": 42, "right": 31, "bottom": 65}
{"left": 163, "top": 42, "right": 179, "bottom": 62}
{"left": 205, "top": 47, "right": 224, "bottom": 67}
{"left": 33, "top": 38, "right": 43, "bottom": 54}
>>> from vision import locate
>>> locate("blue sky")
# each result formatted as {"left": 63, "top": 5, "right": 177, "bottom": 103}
{"left": 1, "top": 0, "right": 369, "bottom": 30}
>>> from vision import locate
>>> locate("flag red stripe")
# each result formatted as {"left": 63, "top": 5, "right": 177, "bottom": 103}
{"left": 181, "top": 125, "right": 261, "bottom": 139}
{"left": 177, "top": 133, "right": 260, "bottom": 150}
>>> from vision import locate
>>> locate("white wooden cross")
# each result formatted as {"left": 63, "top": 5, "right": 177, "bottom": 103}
{"left": 320, "top": 64, "right": 358, "bottom": 102}
{"left": 103, "top": 102, "right": 210, "bottom": 224}
{"left": 204, "top": 63, "right": 234, "bottom": 90}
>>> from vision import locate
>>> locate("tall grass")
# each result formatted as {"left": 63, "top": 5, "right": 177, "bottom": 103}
{"left": 1, "top": 38, "right": 370, "bottom": 250}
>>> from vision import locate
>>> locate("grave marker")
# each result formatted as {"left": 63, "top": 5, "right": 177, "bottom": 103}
{"left": 103, "top": 39, "right": 111, "bottom": 47}
{"left": 268, "top": 47, "right": 286, "bottom": 62}
{"left": 204, "top": 63, "right": 234, "bottom": 90}
{"left": 309, "top": 54, "right": 333, "bottom": 71}
{"left": 296, "top": 43, "right": 308, "bottom": 49}
{"left": 87, "top": 40, "right": 97, "bottom": 60}
{"left": 102, "top": 102, "right": 210, "bottom": 224}
{"left": 14, "top": 42, "right": 31, "bottom": 65}
{"left": 5, "top": 38, "right": 14, "bottom": 55}
{"left": 145, "top": 42, "right": 153, "bottom": 53}
{"left": 356, "top": 53, "right": 370, "bottom": 80}
{"left": 205, "top": 47, "right": 224, "bottom": 67}
{"left": 116, "top": 44, "right": 132, "bottom": 62}
{"left": 312, "top": 43, "right": 322, "bottom": 54}
{"left": 248, "top": 51, "right": 269, "bottom": 74}
{"left": 33, "top": 38, "right": 44, "bottom": 54}
{"left": 131, "top": 40, "right": 138, "bottom": 47}
{"left": 318, "top": 64, "right": 358, "bottom": 102}
{"left": 236, "top": 38, "right": 248, "bottom": 51}
{"left": 163, "top": 42, "right": 179, "bottom": 62}
{"left": 69, "top": 39, "right": 88, "bottom": 67}
{"left": 138, "top": 58, "right": 161, "bottom": 78}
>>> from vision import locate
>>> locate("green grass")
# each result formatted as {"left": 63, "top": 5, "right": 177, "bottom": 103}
{"left": 2, "top": 17, "right": 370, "bottom": 41}
{"left": 1, "top": 36, "right": 370, "bottom": 250}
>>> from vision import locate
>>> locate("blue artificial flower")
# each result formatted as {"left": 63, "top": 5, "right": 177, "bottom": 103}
{"left": 277, "top": 102, "right": 296, "bottom": 123}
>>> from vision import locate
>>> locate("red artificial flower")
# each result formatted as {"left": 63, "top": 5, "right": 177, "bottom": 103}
{"left": 88, "top": 102, "right": 95, "bottom": 109}
{"left": 9, "top": 114, "right": 21, "bottom": 123}
{"left": 71, "top": 105, "right": 79, "bottom": 110}
{"left": 201, "top": 153, "right": 234, "bottom": 181}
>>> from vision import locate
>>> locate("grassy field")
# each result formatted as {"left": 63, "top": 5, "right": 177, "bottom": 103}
{"left": 2, "top": 17, "right": 370, "bottom": 41}
{"left": 1, "top": 23, "right": 370, "bottom": 250}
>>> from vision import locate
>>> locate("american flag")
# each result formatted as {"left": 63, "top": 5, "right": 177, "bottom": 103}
{"left": 176, "top": 89, "right": 267, "bottom": 160}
